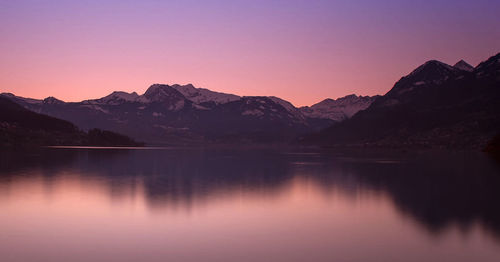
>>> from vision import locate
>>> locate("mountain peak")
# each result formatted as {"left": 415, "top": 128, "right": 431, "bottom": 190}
{"left": 43, "top": 96, "right": 64, "bottom": 104}
{"left": 391, "top": 59, "right": 461, "bottom": 92}
{"left": 174, "top": 83, "right": 195, "bottom": 88}
{"left": 453, "top": 60, "right": 474, "bottom": 72}
{"left": 108, "top": 91, "right": 139, "bottom": 100}
{"left": 410, "top": 60, "right": 456, "bottom": 76}
{"left": 339, "top": 94, "right": 358, "bottom": 100}
{"left": 143, "top": 84, "right": 187, "bottom": 107}
{"left": 144, "top": 84, "right": 173, "bottom": 97}
{"left": 145, "top": 83, "right": 170, "bottom": 93}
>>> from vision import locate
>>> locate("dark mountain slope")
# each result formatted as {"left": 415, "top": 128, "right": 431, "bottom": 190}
{"left": 302, "top": 53, "right": 500, "bottom": 149}
{"left": 0, "top": 96, "right": 77, "bottom": 132}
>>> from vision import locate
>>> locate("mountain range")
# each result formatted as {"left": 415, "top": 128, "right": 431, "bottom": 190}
{"left": 1, "top": 52, "right": 499, "bottom": 149}
{"left": 2, "top": 84, "right": 376, "bottom": 145}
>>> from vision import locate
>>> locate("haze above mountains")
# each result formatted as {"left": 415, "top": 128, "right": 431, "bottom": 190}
{"left": 1, "top": 52, "right": 499, "bottom": 149}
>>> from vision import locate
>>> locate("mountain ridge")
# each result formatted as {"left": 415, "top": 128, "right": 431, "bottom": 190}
{"left": 5, "top": 52, "right": 497, "bottom": 148}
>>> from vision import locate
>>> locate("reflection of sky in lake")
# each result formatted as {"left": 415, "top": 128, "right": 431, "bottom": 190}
{"left": 1, "top": 148, "right": 500, "bottom": 262}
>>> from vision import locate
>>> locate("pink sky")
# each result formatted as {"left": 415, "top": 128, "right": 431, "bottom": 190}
{"left": 1, "top": 1, "right": 499, "bottom": 106}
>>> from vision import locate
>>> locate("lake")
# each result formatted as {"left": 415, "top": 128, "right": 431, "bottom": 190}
{"left": 1, "top": 147, "right": 500, "bottom": 262}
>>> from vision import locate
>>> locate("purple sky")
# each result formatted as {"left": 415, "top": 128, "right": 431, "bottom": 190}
{"left": 1, "top": 0, "right": 499, "bottom": 106}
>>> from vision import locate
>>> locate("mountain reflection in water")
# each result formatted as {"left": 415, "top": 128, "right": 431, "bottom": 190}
{"left": 0, "top": 148, "right": 499, "bottom": 262}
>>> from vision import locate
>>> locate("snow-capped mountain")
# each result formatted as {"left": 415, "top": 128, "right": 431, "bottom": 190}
{"left": 300, "top": 95, "right": 378, "bottom": 121}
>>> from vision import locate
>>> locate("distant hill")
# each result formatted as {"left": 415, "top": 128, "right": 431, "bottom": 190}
{"left": 0, "top": 96, "right": 142, "bottom": 147}
{"left": 300, "top": 53, "right": 500, "bottom": 149}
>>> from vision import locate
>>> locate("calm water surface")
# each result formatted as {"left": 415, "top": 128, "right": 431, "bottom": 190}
{"left": 1, "top": 148, "right": 500, "bottom": 262}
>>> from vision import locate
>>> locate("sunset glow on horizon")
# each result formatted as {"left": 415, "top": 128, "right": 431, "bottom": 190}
{"left": 1, "top": 0, "right": 499, "bottom": 106}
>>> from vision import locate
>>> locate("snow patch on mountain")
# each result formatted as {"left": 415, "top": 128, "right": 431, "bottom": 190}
{"left": 242, "top": 109, "right": 264, "bottom": 116}
{"left": 83, "top": 91, "right": 143, "bottom": 105}
{"left": 267, "top": 96, "right": 306, "bottom": 121}
{"left": 97, "top": 91, "right": 140, "bottom": 105}
{"left": 193, "top": 104, "right": 210, "bottom": 110}
{"left": 80, "top": 104, "right": 110, "bottom": 114}
{"left": 301, "top": 94, "right": 377, "bottom": 121}
{"left": 268, "top": 96, "right": 296, "bottom": 113}
{"left": 108, "top": 91, "right": 139, "bottom": 101}
{"left": 172, "top": 84, "right": 240, "bottom": 105}
{"left": 170, "top": 100, "right": 185, "bottom": 111}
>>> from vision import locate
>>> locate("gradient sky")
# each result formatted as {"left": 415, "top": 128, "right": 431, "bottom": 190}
{"left": 1, "top": 0, "right": 499, "bottom": 106}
